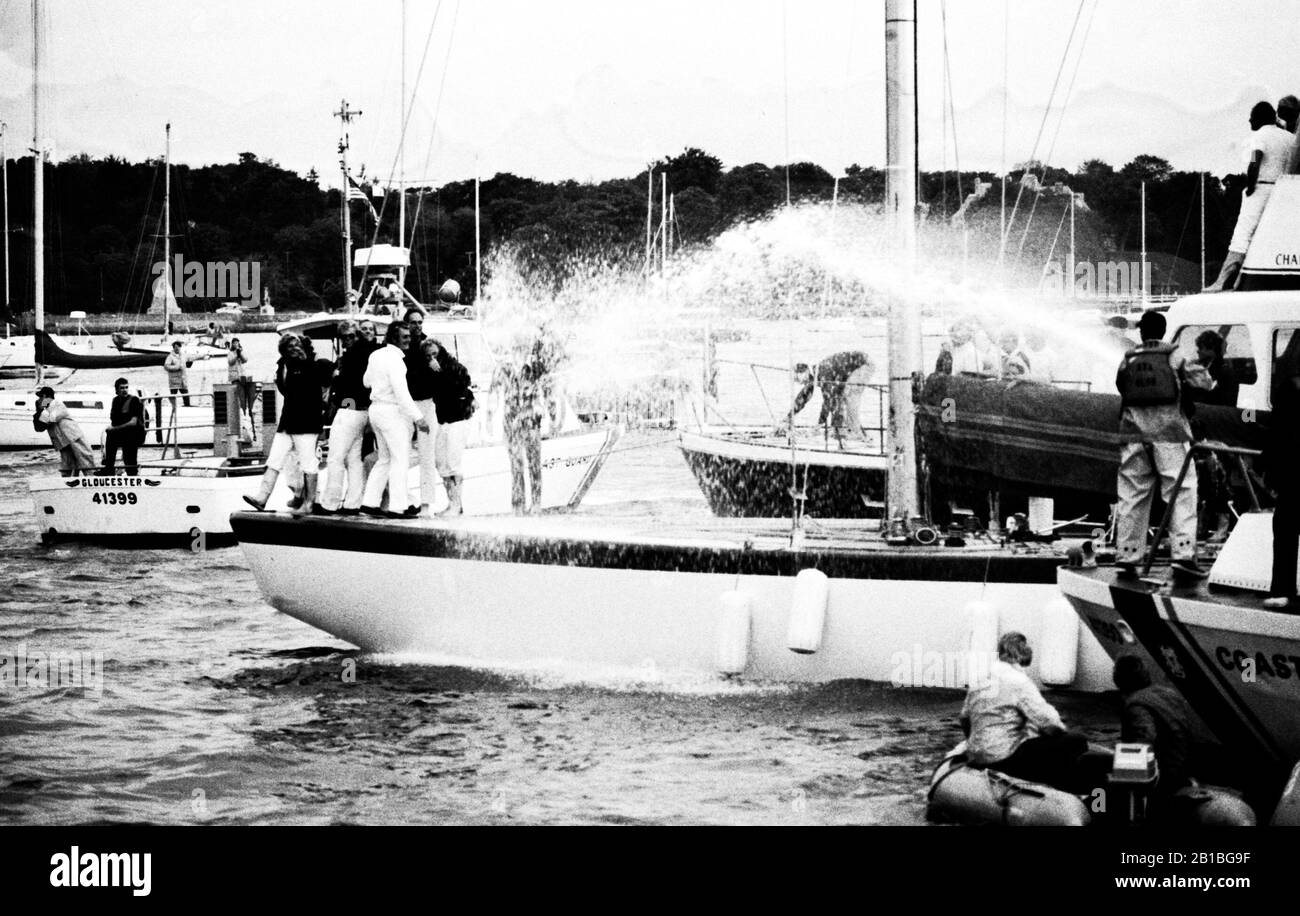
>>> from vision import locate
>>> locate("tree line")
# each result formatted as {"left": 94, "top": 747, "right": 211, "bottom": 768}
{"left": 0, "top": 146, "right": 1244, "bottom": 322}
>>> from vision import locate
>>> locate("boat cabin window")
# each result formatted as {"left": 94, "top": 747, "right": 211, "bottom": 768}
{"left": 1172, "top": 323, "right": 1257, "bottom": 386}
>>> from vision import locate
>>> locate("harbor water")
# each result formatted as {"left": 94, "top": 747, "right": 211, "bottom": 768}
{"left": 0, "top": 321, "right": 1121, "bottom": 825}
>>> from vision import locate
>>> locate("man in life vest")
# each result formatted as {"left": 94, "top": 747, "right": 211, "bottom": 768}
{"left": 1114, "top": 310, "right": 1215, "bottom": 582}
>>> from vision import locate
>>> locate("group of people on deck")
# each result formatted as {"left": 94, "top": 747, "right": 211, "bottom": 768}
{"left": 242, "top": 309, "right": 477, "bottom": 518}
{"left": 936, "top": 317, "right": 1060, "bottom": 383}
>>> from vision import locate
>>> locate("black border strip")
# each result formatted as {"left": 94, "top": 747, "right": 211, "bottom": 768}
{"left": 1110, "top": 583, "right": 1283, "bottom": 765}
{"left": 1160, "top": 594, "right": 1288, "bottom": 762}
{"left": 231, "top": 513, "right": 1062, "bottom": 583}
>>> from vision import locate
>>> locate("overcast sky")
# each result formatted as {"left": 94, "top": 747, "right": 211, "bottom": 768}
{"left": 1, "top": 0, "right": 1298, "bottom": 185}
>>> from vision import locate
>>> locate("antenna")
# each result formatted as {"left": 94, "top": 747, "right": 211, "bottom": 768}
{"left": 335, "top": 99, "right": 363, "bottom": 301}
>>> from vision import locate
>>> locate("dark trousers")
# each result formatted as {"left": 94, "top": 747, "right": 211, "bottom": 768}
{"left": 103, "top": 431, "right": 141, "bottom": 476}
{"left": 170, "top": 386, "right": 190, "bottom": 408}
{"left": 506, "top": 417, "right": 542, "bottom": 513}
{"left": 1272, "top": 480, "right": 1299, "bottom": 599}
{"left": 991, "top": 731, "right": 1093, "bottom": 793}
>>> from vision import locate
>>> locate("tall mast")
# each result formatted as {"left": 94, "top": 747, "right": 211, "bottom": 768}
{"left": 1200, "top": 172, "right": 1206, "bottom": 290}
{"left": 2, "top": 121, "right": 9, "bottom": 339}
{"left": 884, "top": 0, "right": 920, "bottom": 524}
{"left": 660, "top": 172, "right": 668, "bottom": 275}
{"left": 33, "top": 0, "right": 44, "bottom": 384}
{"left": 1068, "top": 188, "right": 1075, "bottom": 298}
{"left": 163, "top": 122, "right": 171, "bottom": 341}
{"left": 644, "top": 168, "right": 653, "bottom": 278}
{"left": 398, "top": 0, "right": 407, "bottom": 288}
{"left": 335, "top": 99, "right": 361, "bottom": 306}
{"left": 474, "top": 171, "right": 481, "bottom": 303}
{"left": 1139, "top": 180, "right": 1147, "bottom": 303}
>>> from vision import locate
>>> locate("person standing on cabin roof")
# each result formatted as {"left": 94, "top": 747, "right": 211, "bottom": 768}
{"left": 1206, "top": 101, "right": 1295, "bottom": 292}
{"left": 163, "top": 340, "right": 190, "bottom": 406}
{"left": 1113, "top": 310, "right": 1215, "bottom": 583}
{"left": 103, "top": 378, "right": 145, "bottom": 476}
{"left": 1022, "top": 327, "right": 1059, "bottom": 383}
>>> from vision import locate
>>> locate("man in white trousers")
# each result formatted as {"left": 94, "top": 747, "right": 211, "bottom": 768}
{"left": 360, "top": 322, "right": 428, "bottom": 518}
{"left": 315, "top": 320, "right": 378, "bottom": 515}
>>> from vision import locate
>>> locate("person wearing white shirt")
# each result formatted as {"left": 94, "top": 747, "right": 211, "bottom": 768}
{"left": 1022, "top": 327, "right": 1059, "bottom": 383}
{"left": 1207, "top": 101, "right": 1295, "bottom": 291}
{"left": 360, "top": 323, "right": 429, "bottom": 517}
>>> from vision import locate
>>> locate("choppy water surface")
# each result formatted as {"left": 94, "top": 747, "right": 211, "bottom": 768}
{"left": 0, "top": 316, "right": 1120, "bottom": 825}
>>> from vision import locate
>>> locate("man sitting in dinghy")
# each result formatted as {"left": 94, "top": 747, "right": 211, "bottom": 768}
{"left": 961, "top": 632, "right": 1093, "bottom": 793}
{"left": 1112, "top": 655, "right": 1247, "bottom": 819}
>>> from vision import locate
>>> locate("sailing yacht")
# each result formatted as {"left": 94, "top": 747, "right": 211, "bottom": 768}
{"left": 0, "top": 125, "right": 216, "bottom": 449}
{"left": 232, "top": 3, "right": 1117, "bottom": 691}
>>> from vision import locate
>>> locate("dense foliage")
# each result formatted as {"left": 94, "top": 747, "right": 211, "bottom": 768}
{"left": 0, "top": 147, "right": 1244, "bottom": 322}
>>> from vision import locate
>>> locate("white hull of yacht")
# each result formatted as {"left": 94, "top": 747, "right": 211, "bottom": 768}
{"left": 233, "top": 513, "right": 1114, "bottom": 690}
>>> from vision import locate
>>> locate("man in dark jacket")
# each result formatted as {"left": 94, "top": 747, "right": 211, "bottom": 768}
{"left": 404, "top": 309, "right": 440, "bottom": 515}
{"left": 103, "top": 377, "right": 146, "bottom": 475}
{"left": 1113, "top": 654, "right": 1243, "bottom": 819}
{"left": 316, "top": 320, "right": 378, "bottom": 515}
{"left": 424, "top": 337, "right": 475, "bottom": 516}
{"left": 1265, "top": 331, "right": 1300, "bottom": 609}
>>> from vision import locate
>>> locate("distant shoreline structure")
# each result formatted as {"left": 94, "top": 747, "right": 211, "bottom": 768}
{"left": 32, "top": 311, "right": 300, "bottom": 337}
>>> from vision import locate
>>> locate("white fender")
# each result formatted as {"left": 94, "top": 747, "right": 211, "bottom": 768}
{"left": 787, "top": 568, "right": 829, "bottom": 654}
{"left": 1038, "top": 596, "right": 1080, "bottom": 686}
{"left": 716, "top": 591, "right": 753, "bottom": 676}
{"left": 964, "top": 600, "right": 999, "bottom": 686}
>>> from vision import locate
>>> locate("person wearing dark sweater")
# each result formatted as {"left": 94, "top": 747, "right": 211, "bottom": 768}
{"left": 403, "top": 309, "right": 440, "bottom": 516}
{"left": 243, "top": 334, "right": 333, "bottom": 515}
{"left": 423, "top": 337, "right": 476, "bottom": 516}
{"left": 317, "top": 321, "right": 378, "bottom": 515}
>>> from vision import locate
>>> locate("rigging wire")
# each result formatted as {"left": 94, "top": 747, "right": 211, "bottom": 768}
{"left": 1017, "top": 0, "right": 1099, "bottom": 255}
{"left": 999, "top": 0, "right": 1087, "bottom": 264}
{"left": 940, "top": 0, "right": 963, "bottom": 212}
{"left": 358, "top": 0, "right": 452, "bottom": 296}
